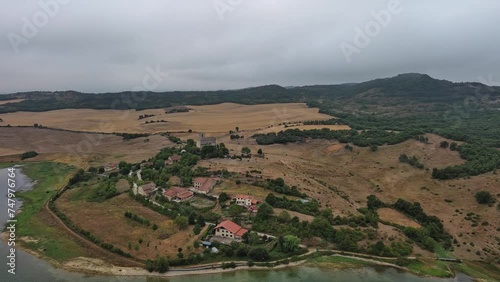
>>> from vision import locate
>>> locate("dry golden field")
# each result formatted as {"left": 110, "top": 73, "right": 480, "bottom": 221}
{"left": 0, "top": 127, "right": 173, "bottom": 166}
{"left": 0, "top": 103, "right": 331, "bottom": 134}
{"left": 377, "top": 208, "right": 421, "bottom": 228}
{"left": 56, "top": 192, "right": 199, "bottom": 260}
{"left": 0, "top": 98, "right": 24, "bottom": 105}
{"left": 197, "top": 133, "right": 500, "bottom": 262}
{"left": 1, "top": 103, "right": 498, "bottom": 263}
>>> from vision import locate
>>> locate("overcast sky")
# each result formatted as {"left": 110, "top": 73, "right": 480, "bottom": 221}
{"left": 1, "top": 0, "right": 499, "bottom": 93}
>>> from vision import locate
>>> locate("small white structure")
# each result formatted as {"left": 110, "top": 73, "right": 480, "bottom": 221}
{"left": 235, "top": 195, "right": 257, "bottom": 207}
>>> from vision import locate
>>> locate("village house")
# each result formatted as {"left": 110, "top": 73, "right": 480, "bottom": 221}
{"left": 104, "top": 163, "right": 117, "bottom": 171}
{"left": 235, "top": 195, "right": 258, "bottom": 207}
{"left": 197, "top": 133, "right": 217, "bottom": 148}
{"left": 138, "top": 182, "right": 157, "bottom": 197}
{"left": 192, "top": 177, "right": 217, "bottom": 194}
{"left": 214, "top": 220, "right": 248, "bottom": 241}
{"left": 163, "top": 187, "right": 194, "bottom": 202}
{"left": 164, "top": 154, "right": 182, "bottom": 165}
{"left": 140, "top": 161, "right": 154, "bottom": 168}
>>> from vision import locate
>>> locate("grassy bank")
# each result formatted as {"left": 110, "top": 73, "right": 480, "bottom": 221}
{"left": 406, "top": 260, "right": 452, "bottom": 278}
{"left": 306, "top": 255, "right": 375, "bottom": 269}
{"left": 4, "top": 162, "right": 85, "bottom": 261}
{"left": 451, "top": 261, "right": 500, "bottom": 282}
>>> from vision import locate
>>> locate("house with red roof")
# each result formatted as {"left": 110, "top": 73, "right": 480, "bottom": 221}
{"left": 174, "top": 191, "right": 194, "bottom": 202}
{"left": 214, "top": 220, "right": 248, "bottom": 241}
{"left": 163, "top": 187, "right": 193, "bottom": 202}
{"left": 165, "top": 154, "right": 182, "bottom": 165}
{"left": 192, "top": 177, "right": 217, "bottom": 194}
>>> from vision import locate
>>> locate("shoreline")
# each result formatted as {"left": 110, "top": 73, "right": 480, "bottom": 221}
{"left": 4, "top": 237, "right": 459, "bottom": 280}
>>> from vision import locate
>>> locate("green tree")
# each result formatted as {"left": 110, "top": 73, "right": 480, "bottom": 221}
{"left": 278, "top": 210, "right": 291, "bottom": 223}
{"left": 193, "top": 224, "right": 202, "bottom": 235}
{"left": 241, "top": 147, "right": 251, "bottom": 155}
{"left": 219, "top": 192, "right": 229, "bottom": 203}
{"left": 248, "top": 247, "right": 269, "bottom": 261}
{"left": 228, "top": 204, "right": 246, "bottom": 218}
{"left": 247, "top": 232, "right": 261, "bottom": 245}
{"left": 439, "top": 141, "right": 449, "bottom": 148}
{"left": 475, "top": 191, "right": 495, "bottom": 205}
{"left": 155, "top": 257, "right": 169, "bottom": 273}
{"left": 257, "top": 148, "right": 263, "bottom": 155}
{"left": 174, "top": 215, "right": 189, "bottom": 229}
{"left": 21, "top": 151, "right": 38, "bottom": 160}
{"left": 282, "top": 235, "right": 301, "bottom": 253}
{"left": 256, "top": 202, "right": 274, "bottom": 221}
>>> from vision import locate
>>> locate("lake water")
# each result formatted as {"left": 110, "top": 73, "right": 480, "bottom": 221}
{"left": 0, "top": 167, "right": 467, "bottom": 282}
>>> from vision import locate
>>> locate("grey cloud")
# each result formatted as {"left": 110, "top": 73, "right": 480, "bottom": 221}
{"left": 1, "top": 0, "right": 499, "bottom": 93}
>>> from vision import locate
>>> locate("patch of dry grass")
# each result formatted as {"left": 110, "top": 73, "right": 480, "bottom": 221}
{"left": 0, "top": 103, "right": 331, "bottom": 134}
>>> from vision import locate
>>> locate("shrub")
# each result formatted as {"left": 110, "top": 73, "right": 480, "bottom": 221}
{"left": 475, "top": 191, "right": 495, "bottom": 205}
{"left": 21, "top": 151, "right": 38, "bottom": 160}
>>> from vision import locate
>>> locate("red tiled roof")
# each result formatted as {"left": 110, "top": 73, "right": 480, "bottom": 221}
{"left": 177, "top": 191, "right": 194, "bottom": 200}
{"left": 164, "top": 187, "right": 186, "bottom": 198}
{"left": 201, "top": 178, "right": 216, "bottom": 192}
{"left": 170, "top": 154, "right": 181, "bottom": 161}
{"left": 215, "top": 220, "right": 248, "bottom": 237}
{"left": 194, "top": 177, "right": 208, "bottom": 184}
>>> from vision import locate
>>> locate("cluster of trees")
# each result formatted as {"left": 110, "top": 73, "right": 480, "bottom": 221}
{"left": 20, "top": 150, "right": 38, "bottom": 160}
{"left": 230, "top": 134, "right": 244, "bottom": 139}
{"left": 88, "top": 179, "right": 118, "bottom": 202}
{"left": 124, "top": 211, "right": 158, "bottom": 230}
{"left": 200, "top": 143, "right": 229, "bottom": 159}
{"left": 88, "top": 166, "right": 105, "bottom": 174}
{"left": 392, "top": 198, "right": 451, "bottom": 251}
{"left": 265, "top": 193, "right": 319, "bottom": 215}
{"left": 414, "top": 135, "right": 429, "bottom": 143}
{"left": 144, "top": 119, "right": 167, "bottom": 124}
{"left": 118, "top": 161, "right": 133, "bottom": 175}
{"left": 117, "top": 133, "right": 149, "bottom": 140}
{"left": 253, "top": 128, "right": 420, "bottom": 147}
{"left": 399, "top": 154, "right": 424, "bottom": 169}
{"left": 432, "top": 144, "right": 500, "bottom": 179}
{"left": 138, "top": 114, "right": 155, "bottom": 120}
{"left": 168, "top": 135, "right": 182, "bottom": 143}
{"left": 132, "top": 192, "right": 206, "bottom": 232}
{"left": 139, "top": 144, "right": 200, "bottom": 187}
{"left": 366, "top": 195, "right": 450, "bottom": 252}
{"left": 303, "top": 118, "right": 346, "bottom": 125}
{"left": 145, "top": 257, "right": 169, "bottom": 273}
{"left": 254, "top": 178, "right": 307, "bottom": 198}
{"left": 165, "top": 107, "right": 190, "bottom": 114}
{"left": 68, "top": 169, "right": 92, "bottom": 185}
{"left": 368, "top": 240, "right": 413, "bottom": 257}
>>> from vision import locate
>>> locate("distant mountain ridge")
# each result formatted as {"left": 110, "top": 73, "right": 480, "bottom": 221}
{"left": 0, "top": 73, "right": 499, "bottom": 115}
